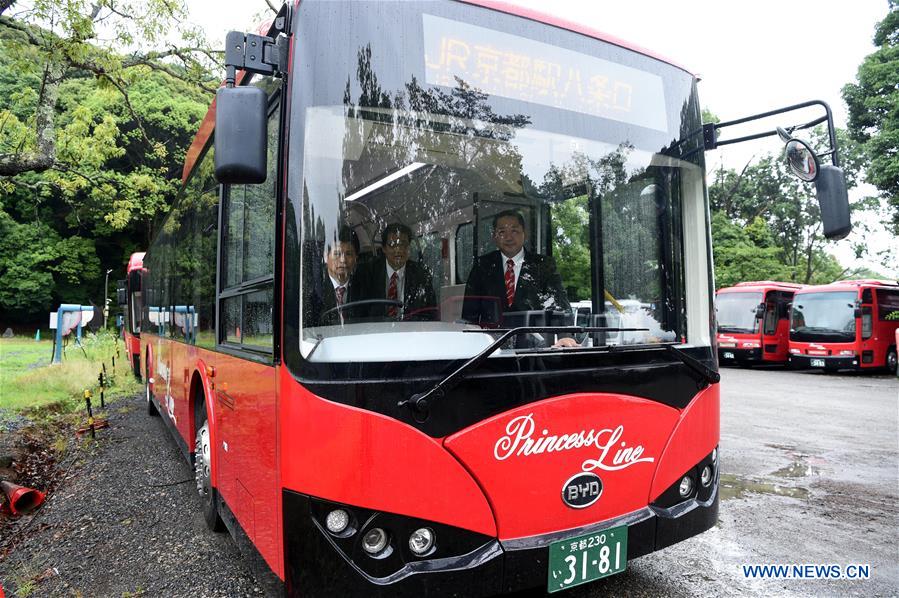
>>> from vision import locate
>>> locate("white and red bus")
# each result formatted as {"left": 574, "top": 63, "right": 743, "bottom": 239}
{"left": 716, "top": 281, "right": 804, "bottom": 366}
{"left": 118, "top": 251, "right": 146, "bottom": 379}
{"left": 789, "top": 279, "right": 899, "bottom": 373}
{"left": 141, "top": 1, "right": 850, "bottom": 594}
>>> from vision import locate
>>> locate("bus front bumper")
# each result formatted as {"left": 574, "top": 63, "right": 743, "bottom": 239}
{"left": 789, "top": 354, "right": 860, "bottom": 370}
{"left": 718, "top": 347, "right": 761, "bottom": 363}
{"left": 282, "top": 484, "right": 718, "bottom": 596}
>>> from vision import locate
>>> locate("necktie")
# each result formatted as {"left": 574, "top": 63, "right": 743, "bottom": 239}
{"left": 335, "top": 285, "right": 346, "bottom": 325}
{"left": 505, "top": 258, "right": 515, "bottom": 307}
{"left": 387, "top": 272, "right": 398, "bottom": 317}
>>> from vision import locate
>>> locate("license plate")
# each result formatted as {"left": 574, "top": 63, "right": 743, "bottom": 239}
{"left": 810, "top": 358, "right": 825, "bottom": 368}
{"left": 723, "top": 351, "right": 735, "bottom": 359}
{"left": 547, "top": 525, "right": 627, "bottom": 593}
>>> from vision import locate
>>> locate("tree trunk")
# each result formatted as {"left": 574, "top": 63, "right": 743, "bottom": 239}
{"left": 0, "top": 60, "right": 63, "bottom": 176}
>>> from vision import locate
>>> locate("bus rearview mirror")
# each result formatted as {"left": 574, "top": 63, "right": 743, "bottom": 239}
{"left": 117, "top": 286, "right": 127, "bottom": 306}
{"left": 814, "top": 165, "right": 852, "bottom": 240}
{"left": 214, "top": 86, "right": 268, "bottom": 184}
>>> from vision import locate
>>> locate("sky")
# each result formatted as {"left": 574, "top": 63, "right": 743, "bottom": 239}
{"left": 187, "top": 0, "right": 895, "bottom": 276}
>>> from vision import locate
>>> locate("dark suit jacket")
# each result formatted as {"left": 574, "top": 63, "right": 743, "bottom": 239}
{"left": 462, "top": 250, "right": 571, "bottom": 326}
{"left": 354, "top": 258, "right": 438, "bottom": 320}
{"left": 305, "top": 275, "right": 360, "bottom": 327}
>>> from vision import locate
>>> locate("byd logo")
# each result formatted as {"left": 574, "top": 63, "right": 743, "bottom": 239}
{"left": 562, "top": 472, "right": 603, "bottom": 508}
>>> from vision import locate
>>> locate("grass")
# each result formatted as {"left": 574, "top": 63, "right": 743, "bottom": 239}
{"left": 0, "top": 332, "right": 141, "bottom": 415}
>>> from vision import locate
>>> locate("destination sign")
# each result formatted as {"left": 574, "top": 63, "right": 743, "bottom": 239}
{"left": 423, "top": 15, "right": 669, "bottom": 132}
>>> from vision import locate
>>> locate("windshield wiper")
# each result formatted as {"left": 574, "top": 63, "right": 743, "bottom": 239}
{"left": 661, "top": 343, "right": 720, "bottom": 384}
{"left": 397, "top": 326, "right": 646, "bottom": 419}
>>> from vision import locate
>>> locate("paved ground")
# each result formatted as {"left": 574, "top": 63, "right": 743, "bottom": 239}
{"left": 568, "top": 366, "right": 899, "bottom": 598}
{"left": 1, "top": 367, "right": 896, "bottom": 596}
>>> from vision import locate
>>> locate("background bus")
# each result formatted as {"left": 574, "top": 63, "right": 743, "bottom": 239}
{"left": 716, "top": 281, "right": 804, "bottom": 366}
{"left": 117, "top": 252, "right": 145, "bottom": 379}
{"left": 789, "top": 279, "right": 899, "bottom": 373}
{"left": 140, "top": 0, "right": 849, "bottom": 594}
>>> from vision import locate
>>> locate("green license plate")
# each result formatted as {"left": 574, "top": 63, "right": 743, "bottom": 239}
{"left": 547, "top": 525, "right": 627, "bottom": 593}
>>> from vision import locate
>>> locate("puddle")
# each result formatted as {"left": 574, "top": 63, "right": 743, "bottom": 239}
{"left": 772, "top": 460, "right": 820, "bottom": 478}
{"left": 719, "top": 473, "right": 809, "bottom": 501}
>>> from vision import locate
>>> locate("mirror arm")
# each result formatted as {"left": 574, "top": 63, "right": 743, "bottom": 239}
{"left": 704, "top": 100, "right": 840, "bottom": 167}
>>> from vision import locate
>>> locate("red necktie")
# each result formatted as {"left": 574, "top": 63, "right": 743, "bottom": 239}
{"left": 387, "top": 272, "right": 398, "bottom": 317}
{"left": 505, "top": 258, "right": 515, "bottom": 307}
{"left": 335, "top": 285, "right": 346, "bottom": 324}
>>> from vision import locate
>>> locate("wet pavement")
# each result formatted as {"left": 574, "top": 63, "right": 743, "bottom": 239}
{"left": 560, "top": 366, "right": 899, "bottom": 597}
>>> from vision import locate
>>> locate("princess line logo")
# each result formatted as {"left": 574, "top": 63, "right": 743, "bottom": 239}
{"left": 493, "top": 413, "right": 654, "bottom": 472}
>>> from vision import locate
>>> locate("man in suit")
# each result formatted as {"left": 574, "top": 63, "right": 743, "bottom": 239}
{"left": 306, "top": 226, "right": 360, "bottom": 326}
{"left": 355, "top": 223, "right": 437, "bottom": 321}
{"left": 462, "top": 210, "right": 578, "bottom": 347}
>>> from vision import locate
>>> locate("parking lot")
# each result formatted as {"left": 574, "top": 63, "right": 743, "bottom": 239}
{"left": 566, "top": 366, "right": 898, "bottom": 597}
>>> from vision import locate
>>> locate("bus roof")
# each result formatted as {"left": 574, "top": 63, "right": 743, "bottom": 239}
{"left": 127, "top": 252, "right": 146, "bottom": 273}
{"left": 794, "top": 279, "right": 899, "bottom": 295}
{"left": 718, "top": 281, "right": 805, "bottom": 294}
{"left": 182, "top": 0, "right": 695, "bottom": 184}
{"left": 458, "top": 0, "right": 694, "bottom": 76}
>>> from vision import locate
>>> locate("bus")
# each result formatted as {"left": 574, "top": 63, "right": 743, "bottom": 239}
{"left": 141, "top": 1, "right": 850, "bottom": 594}
{"left": 789, "top": 279, "right": 899, "bottom": 373}
{"left": 716, "top": 281, "right": 804, "bottom": 366}
{"left": 117, "top": 252, "right": 145, "bottom": 379}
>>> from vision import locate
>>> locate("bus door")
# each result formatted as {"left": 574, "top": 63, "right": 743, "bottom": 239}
{"left": 761, "top": 291, "right": 790, "bottom": 360}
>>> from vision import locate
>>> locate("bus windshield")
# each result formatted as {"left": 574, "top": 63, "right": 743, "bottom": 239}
{"left": 288, "top": 1, "right": 710, "bottom": 363}
{"left": 716, "top": 292, "right": 762, "bottom": 334}
{"left": 791, "top": 291, "right": 857, "bottom": 343}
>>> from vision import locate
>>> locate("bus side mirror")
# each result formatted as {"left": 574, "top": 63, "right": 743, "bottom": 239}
{"left": 214, "top": 86, "right": 268, "bottom": 184}
{"left": 117, "top": 286, "right": 127, "bottom": 306}
{"left": 814, "top": 165, "right": 851, "bottom": 240}
{"left": 755, "top": 303, "right": 765, "bottom": 319}
{"left": 854, "top": 300, "right": 862, "bottom": 318}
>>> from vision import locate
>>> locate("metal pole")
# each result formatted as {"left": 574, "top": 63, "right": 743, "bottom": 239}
{"left": 103, "top": 268, "right": 113, "bottom": 329}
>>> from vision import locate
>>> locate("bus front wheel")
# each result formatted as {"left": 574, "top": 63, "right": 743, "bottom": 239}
{"left": 195, "top": 415, "right": 225, "bottom": 532}
{"left": 887, "top": 347, "right": 897, "bottom": 375}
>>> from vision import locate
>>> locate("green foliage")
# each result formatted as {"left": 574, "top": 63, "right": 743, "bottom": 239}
{"left": 0, "top": 4, "right": 215, "bottom": 321}
{"left": 843, "top": 1, "right": 899, "bottom": 234}
{"left": 711, "top": 212, "right": 792, "bottom": 288}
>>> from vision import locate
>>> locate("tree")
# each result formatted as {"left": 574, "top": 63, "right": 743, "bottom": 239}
{"left": 843, "top": 1, "right": 899, "bottom": 234}
{"left": 0, "top": 1, "right": 225, "bottom": 322}
{"left": 0, "top": 0, "right": 219, "bottom": 177}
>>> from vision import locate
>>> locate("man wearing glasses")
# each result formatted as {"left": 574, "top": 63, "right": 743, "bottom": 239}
{"left": 355, "top": 223, "right": 437, "bottom": 320}
{"left": 462, "top": 210, "right": 577, "bottom": 347}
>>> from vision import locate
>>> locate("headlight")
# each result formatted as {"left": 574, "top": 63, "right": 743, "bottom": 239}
{"left": 362, "top": 527, "right": 389, "bottom": 555}
{"left": 326, "top": 509, "right": 350, "bottom": 534}
{"left": 678, "top": 475, "right": 694, "bottom": 497}
{"left": 700, "top": 465, "right": 713, "bottom": 487}
{"left": 409, "top": 527, "right": 435, "bottom": 556}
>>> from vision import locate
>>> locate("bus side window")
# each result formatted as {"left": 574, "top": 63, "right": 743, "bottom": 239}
{"left": 763, "top": 298, "right": 777, "bottom": 335}
{"left": 861, "top": 305, "right": 873, "bottom": 339}
{"left": 876, "top": 289, "right": 899, "bottom": 321}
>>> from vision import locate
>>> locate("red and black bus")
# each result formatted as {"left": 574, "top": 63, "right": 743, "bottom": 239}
{"left": 140, "top": 1, "right": 850, "bottom": 594}
{"left": 118, "top": 251, "right": 145, "bottom": 379}
{"left": 789, "top": 279, "right": 899, "bottom": 373}
{"left": 716, "top": 281, "right": 804, "bottom": 366}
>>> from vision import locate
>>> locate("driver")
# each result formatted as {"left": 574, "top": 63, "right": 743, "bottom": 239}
{"left": 462, "top": 210, "right": 577, "bottom": 347}
{"left": 311, "top": 226, "right": 359, "bottom": 326}
{"left": 355, "top": 223, "right": 437, "bottom": 320}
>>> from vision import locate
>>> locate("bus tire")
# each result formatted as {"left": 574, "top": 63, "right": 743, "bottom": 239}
{"left": 195, "top": 415, "right": 225, "bottom": 532}
{"left": 886, "top": 347, "right": 897, "bottom": 375}
{"left": 145, "top": 375, "right": 159, "bottom": 417}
